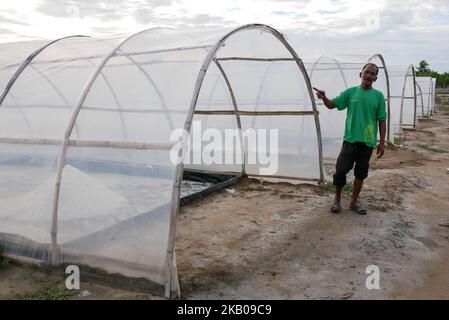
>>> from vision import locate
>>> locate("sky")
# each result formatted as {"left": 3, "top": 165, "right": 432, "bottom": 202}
{"left": 0, "top": 0, "right": 448, "bottom": 71}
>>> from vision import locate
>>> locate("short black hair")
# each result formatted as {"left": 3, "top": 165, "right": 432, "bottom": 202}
{"left": 361, "top": 63, "right": 379, "bottom": 75}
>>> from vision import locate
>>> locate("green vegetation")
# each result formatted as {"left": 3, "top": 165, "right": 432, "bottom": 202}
{"left": 323, "top": 181, "right": 354, "bottom": 193}
{"left": 13, "top": 280, "right": 77, "bottom": 300}
{"left": 416, "top": 60, "right": 449, "bottom": 88}
{"left": 0, "top": 244, "right": 10, "bottom": 268}
{"left": 417, "top": 60, "right": 430, "bottom": 73}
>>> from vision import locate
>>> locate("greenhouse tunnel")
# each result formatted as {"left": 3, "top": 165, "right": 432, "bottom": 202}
{"left": 388, "top": 64, "right": 418, "bottom": 143}
{"left": 0, "top": 24, "right": 325, "bottom": 298}
{"left": 0, "top": 24, "right": 436, "bottom": 298}
{"left": 415, "top": 76, "right": 436, "bottom": 118}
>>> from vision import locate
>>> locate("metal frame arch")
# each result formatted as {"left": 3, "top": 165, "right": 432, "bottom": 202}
{"left": 415, "top": 82, "right": 425, "bottom": 117}
{"left": 309, "top": 55, "right": 349, "bottom": 88}
{"left": 63, "top": 44, "right": 128, "bottom": 140}
{"left": 253, "top": 61, "right": 279, "bottom": 123}
{"left": 2, "top": 92, "right": 33, "bottom": 136}
{"left": 426, "top": 78, "right": 432, "bottom": 117}
{"left": 411, "top": 66, "right": 418, "bottom": 128}
{"left": 368, "top": 54, "right": 392, "bottom": 142}
{"left": 424, "top": 77, "right": 433, "bottom": 117}
{"left": 0, "top": 35, "right": 88, "bottom": 142}
{"left": 0, "top": 35, "right": 89, "bottom": 107}
{"left": 415, "top": 77, "right": 429, "bottom": 117}
{"left": 308, "top": 54, "right": 349, "bottom": 156}
{"left": 57, "top": 43, "right": 173, "bottom": 141}
{"left": 431, "top": 78, "right": 436, "bottom": 115}
{"left": 213, "top": 59, "right": 246, "bottom": 174}
{"left": 125, "top": 55, "right": 175, "bottom": 130}
{"left": 164, "top": 23, "right": 324, "bottom": 298}
{"left": 49, "top": 27, "right": 164, "bottom": 266}
{"left": 399, "top": 64, "right": 417, "bottom": 130}
{"left": 27, "top": 64, "right": 81, "bottom": 138}
{"left": 195, "top": 64, "right": 231, "bottom": 132}
{"left": 250, "top": 59, "right": 308, "bottom": 129}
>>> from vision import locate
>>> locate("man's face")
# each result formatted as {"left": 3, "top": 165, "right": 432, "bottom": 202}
{"left": 360, "top": 64, "right": 378, "bottom": 87}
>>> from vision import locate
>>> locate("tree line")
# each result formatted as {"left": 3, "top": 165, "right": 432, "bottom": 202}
{"left": 416, "top": 60, "right": 449, "bottom": 88}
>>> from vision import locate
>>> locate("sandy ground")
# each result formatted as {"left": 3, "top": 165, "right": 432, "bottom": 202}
{"left": 1, "top": 97, "right": 448, "bottom": 300}
{"left": 176, "top": 97, "right": 449, "bottom": 300}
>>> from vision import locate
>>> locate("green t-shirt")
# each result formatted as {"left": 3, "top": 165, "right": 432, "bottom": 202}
{"left": 331, "top": 86, "right": 386, "bottom": 148}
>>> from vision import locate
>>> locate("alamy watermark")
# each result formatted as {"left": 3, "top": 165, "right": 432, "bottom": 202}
{"left": 365, "top": 264, "right": 380, "bottom": 290}
{"left": 169, "top": 120, "right": 279, "bottom": 175}
{"left": 65, "top": 265, "right": 80, "bottom": 290}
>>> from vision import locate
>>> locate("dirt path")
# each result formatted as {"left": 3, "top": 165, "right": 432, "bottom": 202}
{"left": 176, "top": 101, "right": 449, "bottom": 299}
{"left": 1, "top": 99, "right": 448, "bottom": 300}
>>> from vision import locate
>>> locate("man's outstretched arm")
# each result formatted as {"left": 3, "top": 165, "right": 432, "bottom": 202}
{"left": 313, "top": 87, "right": 335, "bottom": 109}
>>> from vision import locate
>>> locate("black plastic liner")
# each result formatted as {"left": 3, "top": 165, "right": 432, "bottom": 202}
{"left": 181, "top": 170, "right": 242, "bottom": 206}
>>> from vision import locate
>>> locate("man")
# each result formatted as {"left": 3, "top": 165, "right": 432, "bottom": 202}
{"left": 314, "top": 63, "right": 386, "bottom": 215}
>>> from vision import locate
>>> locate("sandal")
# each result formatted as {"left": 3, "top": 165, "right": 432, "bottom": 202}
{"left": 330, "top": 202, "right": 342, "bottom": 213}
{"left": 350, "top": 202, "right": 367, "bottom": 215}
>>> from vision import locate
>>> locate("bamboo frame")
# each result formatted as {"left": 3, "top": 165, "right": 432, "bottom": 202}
{"left": 0, "top": 36, "right": 89, "bottom": 140}
{"left": 124, "top": 55, "right": 175, "bottom": 130}
{"left": 0, "top": 36, "right": 129, "bottom": 141}
{"left": 197, "top": 100, "right": 311, "bottom": 106}
{"left": 213, "top": 59, "right": 246, "bottom": 174}
{"left": 251, "top": 61, "right": 277, "bottom": 129}
{"left": 0, "top": 35, "right": 89, "bottom": 107}
{"left": 368, "top": 54, "right": 391, "bottom": 142}
{"left": 412, "top": 67, "right": 418, "bottom": 128}
{"left": 49, "top": 28, "right": 163, "bottom": 268}
{"left": 5, "top": 93, "right": 33, "bottom": 136}
{"left": 399, "top": 64, "right": 417, "bottom": 131}
{"left": 193, "top": 110, "right": 317, "bottom": 116}
{"left": 426, "top": 78, "right": 432, "bottom": 117}
{"left": 0, "top": 137, "right": 174, "bottom": 150}
{"left": 216, "top": 57, "right": 296, "bottom": 62}
{"left": 310, "top": 55, "right": 349, "bottom": 88}
{"left": 3, "top": 44, "right": 214, "bottom": 69}
{"left": 248, "top": 173, "right": 320, "bottom": 182}
{"left": 415, "top": 77, "right": 433, "bottom": 117}
{"left": 0, "top": 103, "right": 187, "bottom": 114}
{"left": 70, "top": 49, "right": 128, "bottom": 141}
{"left": 415, "top": 82, "right": 425, "bottom": 117}
{"left": 431, "top": 78, "right": 436, "bottom": 115}
{"left": 28, "top": 65, "right": 81, "bottom": 138}
{"left": 3, "top": 41, "right": 175, "bottom": 140}
{"left": 164, "top": 23, "right": 324, "bottom": 299}
{"left": 1, "top": 25, "right": 328, "bottom": 299}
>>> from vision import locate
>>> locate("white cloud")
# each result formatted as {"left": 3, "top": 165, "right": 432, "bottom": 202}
{"left": 0, "top": 0, "right": 447, "bottom": 71}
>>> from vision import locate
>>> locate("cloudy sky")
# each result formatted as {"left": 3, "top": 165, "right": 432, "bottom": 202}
{"left": 1, "top": 0, "right": 448, "bottom": 71}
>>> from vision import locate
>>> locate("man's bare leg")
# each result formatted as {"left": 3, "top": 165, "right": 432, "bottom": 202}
{"left": 335, "top": 186, "right": 343, "bottom": 204}
{"left": 331, "top": 186, "right": 343, "bottom": 213}
{"left": 349, "top": 178, "right": 367, "bottom": 214}
{"left": 350, "top": 178, "right": 363, "bottom": 207}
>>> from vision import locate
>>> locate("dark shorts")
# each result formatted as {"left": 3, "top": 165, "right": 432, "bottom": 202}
{"left": 333, "top": 141, "right": 374, "bottom": 187}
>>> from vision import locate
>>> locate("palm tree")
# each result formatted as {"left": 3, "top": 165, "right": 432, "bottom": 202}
{"left": 417, "top": 60, "right": 430, "bottom": 73}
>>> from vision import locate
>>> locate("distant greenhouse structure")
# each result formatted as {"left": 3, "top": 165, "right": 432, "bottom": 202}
{"left": 0, "top": 24, "right": 436, "bottom": 298}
